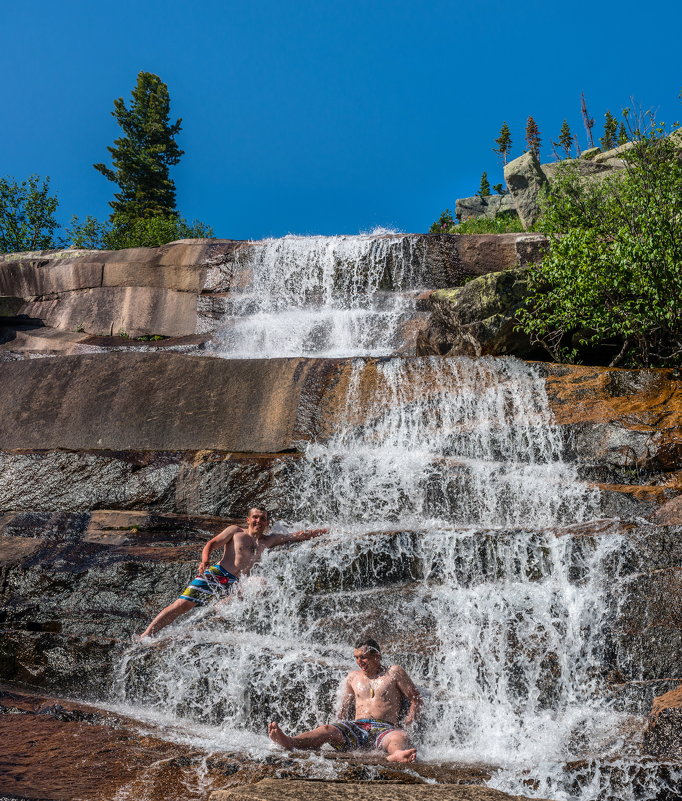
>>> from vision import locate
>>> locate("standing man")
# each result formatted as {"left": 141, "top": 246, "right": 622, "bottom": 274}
{"left": 139, "top": 507, "right": 326, "bottom": 638}
{"left": 268, "top": 638, "right": 422, "bottom": 763}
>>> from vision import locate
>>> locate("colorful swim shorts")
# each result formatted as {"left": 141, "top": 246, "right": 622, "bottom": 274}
{"left": 179, "top": 563, "right": 239, "bottom": 606}
{"left": 331, "top": 718, "right": 397, "bottom": 751}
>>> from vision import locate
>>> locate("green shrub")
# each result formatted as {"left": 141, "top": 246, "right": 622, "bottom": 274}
{"left": 516, "top": 123, "right": 682, "bottom": 367}
{"left": 68, "top": 213, "right": 214, "bottom": 250}
{"left": 454, "top": 212, "right": 525, "bottom": 235}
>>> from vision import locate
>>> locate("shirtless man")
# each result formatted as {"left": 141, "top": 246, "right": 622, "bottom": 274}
{"left": 139, "top": 507, "right": 326, "bottom": 638}
{"left": 268, "top": 637, "right": 422, "bottom": 763}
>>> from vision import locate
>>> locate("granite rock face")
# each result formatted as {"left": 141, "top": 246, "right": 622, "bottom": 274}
{"left": 416, "top": 268, "right": 538, "bottom": 359}
{"left": 455, "top": 193, "right": 518, "bottom": 223}
{"left": 503, "top": 151, "right": 549, "bottom": 229}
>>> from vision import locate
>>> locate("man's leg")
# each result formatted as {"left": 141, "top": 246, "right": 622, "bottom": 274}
{"left": 139, "top": 598, "right": 196, "bottom": 638}
{"left": 268, "top": 722, "right": 344, "bottom": 750}
{"left": 380, "top": 729, "right": 417, "bottom": 763}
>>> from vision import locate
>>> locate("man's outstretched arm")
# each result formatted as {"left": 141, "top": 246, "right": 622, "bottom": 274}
{"left": 198, "top": 526, "right": 238, "bottom": 572}
{"left": 268, "top": 528, "right": 328, "bottom": 548}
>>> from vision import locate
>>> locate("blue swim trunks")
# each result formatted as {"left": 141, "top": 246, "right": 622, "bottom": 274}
{"left": 331, "top": 719, "right": 397, "bottom": 751}
{"left": 179, "top": 563, "right": 239, "bottom": 606}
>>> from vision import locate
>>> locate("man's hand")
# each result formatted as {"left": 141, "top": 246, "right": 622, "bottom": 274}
{"left": 198, "top": 560, "right": 210, "bottom": 575}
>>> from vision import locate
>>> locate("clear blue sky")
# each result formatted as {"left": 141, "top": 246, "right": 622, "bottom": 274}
{"left": 2, "top": 0, "right": 680, "bottom": 240}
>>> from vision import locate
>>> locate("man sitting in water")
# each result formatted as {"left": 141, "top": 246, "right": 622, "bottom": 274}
{"left": 268, "top": 637, "right": 422, "bottom": 763}
{"left": 139, "top": 507, "right": 327, "bottom": 638}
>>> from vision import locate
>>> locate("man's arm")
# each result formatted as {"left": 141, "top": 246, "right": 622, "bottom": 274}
{"left": 336, "top": 675, "right": 355, "bottom": 720}
{"left": 199, "top": 526, "right": 238, "bottom": 572}
{"left": 392, "top": 665, "right": 422, "bottom": 727}
{"left": 267, "top": 528, "right": 328, "bottom": 548}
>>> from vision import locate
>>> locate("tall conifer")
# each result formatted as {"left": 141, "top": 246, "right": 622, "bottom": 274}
{"left": 600, "top": 111, "right": 619, "bottom": 151}
{"left": 94, "top": 72, "right": 184, "bottom": 221}
{"left": 493, "top": 122, "right": 512, "bottom": 165}
{"left": 556, "top": 120, "right": 574, "bottom": 159}
{"left": 478, "top": 172, "right": 491, "bottom": 198}
{"left": 525, "top": 116, "right": 541, "bottom": 158}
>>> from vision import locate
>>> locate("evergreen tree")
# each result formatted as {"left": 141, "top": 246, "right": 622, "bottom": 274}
{"left": 618, "top": 121, "right": 628, "bottom": 145}
{"left": 478, "top": 172, "right": 491, "bottom": 197}
{"left": 555, "top": 119, "right": 574, "bottom": 159}
{"left": 493, "top": 183, "right": 504, "bottom": 194}
{"left": 0, "top": 175, "right": 60, "bottom": 252}
{"left": 525, "top": 116, "right": 541, "bottom": 158}
{"left": 94, "top": 72, "right": 184, "bottom": 221}
{"left": 493, "top": 122, "right": 512, "bottom": 165}
{"left": 600, "top": 110, "right": 619, "bottom": 150}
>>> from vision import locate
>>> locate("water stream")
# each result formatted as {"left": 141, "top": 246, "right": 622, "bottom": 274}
{"left": 115, "top": 234, "right": 674, "bottom": 800}
{"left": 211, "top": 231, "right": 430, "bottom": 357}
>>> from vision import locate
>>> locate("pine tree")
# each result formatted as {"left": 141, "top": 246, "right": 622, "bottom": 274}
{"left": 600, "top": 110, "right": 619, "bottom": 151}
{"left": 525, "top": 116, "right": 541, "bottom": 158}
{"left": 493, "top": 122, "right": 512, "bottom": 165}
{"left": 555, "top": 120, "right": 574, "bottom": 159}
{"left": 478, "top": 172, "right": 491, "bottom": 198}
{"left": 617, "top": 121, "right": 628, "bottom": 145}
{"left": 94, "top": 72, "right": 184, "bottom": 221}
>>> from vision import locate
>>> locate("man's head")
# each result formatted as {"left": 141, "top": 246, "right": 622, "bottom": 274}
{"left": 354, "top": 637, "right": 382, "bottom": 674}
{"left": 246, "top": 506, "right": 269, "bottom": 536}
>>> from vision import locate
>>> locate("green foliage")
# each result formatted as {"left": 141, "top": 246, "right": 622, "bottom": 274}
{"left": 618, "top": 121, "right": 628, "bottom": 144}
{"left": 478, "top": 172, "right": 491, "bottom": 198}
{"left": 104, "top": 214, "right": 213, "bottom": 249}
{"left": 493, "top": 183, "right": 504, "bottom": 194}
{"left": 517, "top": 124, "right": 682, "bottom": 367}
{"left": 600, "top": 110, "right": 619, "bottom": 150}
{"left": 454, "top": 212, "right": 525, "bottom": 235}
{"left": 493, "top": 122, "right": 512, "bottom": 164}
{"left": 67, "top": 213, "right": 213, "bottom": 250}
{"left": 525, "top": 116, "right": 541, "bottom": 158}
{"left": 0, "top": 175, "right": 60, "bottom": 252}
{"left": 66, "top": 215, "right": 109, "bottom": 249}
{"left": 429, "top": 209, "right": 455, "bottom": 233}
{"left": 94, "top": 72, "right": 183, "bottom": 221}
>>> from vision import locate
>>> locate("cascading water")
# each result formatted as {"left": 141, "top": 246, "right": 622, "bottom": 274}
{"left": 113, "top": 234, "right": 675, "bottom": 800}
{"left": 211, "top": 232, "right": 430, "bottom": 357}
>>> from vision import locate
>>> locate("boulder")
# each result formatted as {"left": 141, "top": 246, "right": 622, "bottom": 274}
{"left": 455, "top": 193, "right": 517, "bottom": 223}
{"left": 416, "top": 268, "right": 538, "bottom": 358}
{"left": 580, "top": 147, "right": 601, "bottom": 160}
{"left": 503, "top": 151, "right": 549, "bottom": 229}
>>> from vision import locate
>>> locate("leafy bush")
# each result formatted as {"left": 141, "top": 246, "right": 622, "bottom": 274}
{"left": 67, "top": 213, "right": 214, "bottom": 250}
{"left": 454, "top": 212, "right": 525, "bottom": 235}
{"left": 0, "top": 175, "right": 60, "bottom": 252}
{"left": 516, "top": 124, "right": 682, "bottom": 367}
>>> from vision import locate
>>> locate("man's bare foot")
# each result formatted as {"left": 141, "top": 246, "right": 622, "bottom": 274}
{"left": 386, "top": 747, "right": 417, "bottom": 763}
{"left": 268, "top": 721, "right": 294, "bottom": 750}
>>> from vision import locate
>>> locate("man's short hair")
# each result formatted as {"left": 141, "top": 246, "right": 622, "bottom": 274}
{"left": 354, "top": 637, "right": 381, "bottom": 654}
{"left": 247, "top": 506, "right": 269, "bottom": 518}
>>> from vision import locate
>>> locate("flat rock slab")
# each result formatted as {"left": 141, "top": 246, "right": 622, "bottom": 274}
{"left": 209, "top": 779, "right": 547, "bottom": 801}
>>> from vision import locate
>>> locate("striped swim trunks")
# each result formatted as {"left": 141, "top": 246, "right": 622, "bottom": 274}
{"left": 331, "top": 719, "right": 397, "bottom": 751}
{"left": 179, "top": 563, "right": 239, "bottom": 606}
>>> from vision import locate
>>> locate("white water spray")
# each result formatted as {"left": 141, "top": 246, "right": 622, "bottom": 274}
{"left": 113, "top": 234, "right": 667, "bottom": 801}
{"left": 211, "top": 233, "right": 430, "bottom": 357}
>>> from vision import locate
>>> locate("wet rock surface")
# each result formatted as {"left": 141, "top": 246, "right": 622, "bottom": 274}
{"left": 0, "top": 686, "right": 501, "bottom": 801}
{"left": 209, "top": 779, "right": 545, "bottom": 801}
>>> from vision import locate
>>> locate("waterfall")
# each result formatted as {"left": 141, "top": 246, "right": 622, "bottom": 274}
{"left": 113, "top": 234, "right": 667, "bottom": 801}
{"left": 211, "top": 232, "right": 429, "bottom": 358}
